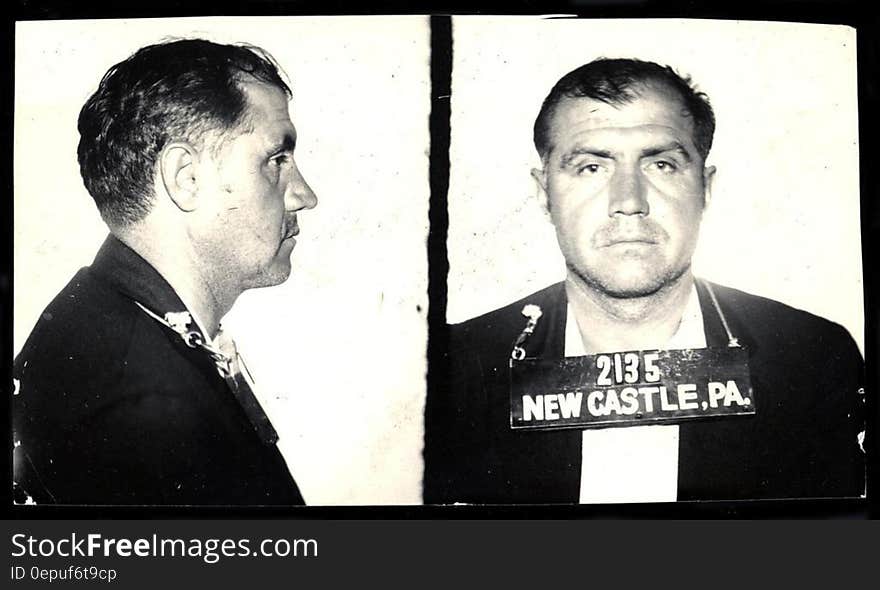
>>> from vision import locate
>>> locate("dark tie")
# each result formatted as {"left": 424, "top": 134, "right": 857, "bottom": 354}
{"left": 213, "top": 329, "right": 279, "bottom": 445}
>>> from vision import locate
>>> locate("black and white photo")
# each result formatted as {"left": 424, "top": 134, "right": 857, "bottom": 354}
{"left": 10, "top": 15, "right": 869, "bottom": 509}
{"left": 13, "top": 17, "right": 430, "bottom": 505}
{"left": 425, "top": 17, "right": 866, "bottom": 504}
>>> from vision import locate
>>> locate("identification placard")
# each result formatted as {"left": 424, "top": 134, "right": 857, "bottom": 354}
{"left": 509, "top": 347, "right": 754, "bottom": 430}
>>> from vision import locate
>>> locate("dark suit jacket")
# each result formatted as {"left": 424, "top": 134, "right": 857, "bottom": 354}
{"left": 424, "top": 281, "right": 865, "bottom": 503}
{"left": 13, "top": 235, "right": 304, "bottom": 505}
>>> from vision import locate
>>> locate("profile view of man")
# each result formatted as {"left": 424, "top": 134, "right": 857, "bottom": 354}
{"left": 424, "top": 58, "right": 865, "bottom": 503}
{"left": 13, "top": 39, "right": 317, "bottom": 504}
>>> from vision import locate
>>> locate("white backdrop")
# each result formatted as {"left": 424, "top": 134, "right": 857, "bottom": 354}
{"left": 14, "top": 17, "right": 430, "bottom": 504}
{"left": 447, "top": 17, "right": 864, "bottom": 355}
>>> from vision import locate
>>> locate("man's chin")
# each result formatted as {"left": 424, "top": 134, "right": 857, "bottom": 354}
{"left": 266, "top": 264, "right": 293, "bottom": 286}
{"left": 573, "top": 264, "right": 688, "bottom": 299}
{"left": 593, "top": 280, "right": 667, "bottom": 299}
{"left": 245, "top": 261, "right": 293, "bottom": 290}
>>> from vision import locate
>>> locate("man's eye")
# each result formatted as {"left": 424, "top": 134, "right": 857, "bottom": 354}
{"left": 577, "top": 163, "right": 603, "bottom": 175}
{"left": 270, "top": 154, "right": 291, "bottom": 167}
{"left": 651, "top": 160, "right": 677, "bottom": 173}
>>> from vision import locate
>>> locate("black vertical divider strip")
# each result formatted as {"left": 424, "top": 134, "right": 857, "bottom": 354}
{"left": 857, "top": 18, "right": 880, "bottom": 519}
{"left": 2, "top": 16, "right": 14, "bottom": 510}
{"left": 425, "top": 15, "right": 452, "bottom": 502}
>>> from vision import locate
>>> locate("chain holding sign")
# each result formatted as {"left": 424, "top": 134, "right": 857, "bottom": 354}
{"left": 509, "top": 347, "right": 755, "bottom": 430}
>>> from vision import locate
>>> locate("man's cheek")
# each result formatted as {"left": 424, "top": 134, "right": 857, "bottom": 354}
{"left": 560, "top": 223, "right": 593, "bottom": 258}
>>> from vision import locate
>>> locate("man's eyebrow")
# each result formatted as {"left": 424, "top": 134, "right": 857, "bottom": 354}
{"left": 560, "top": 147, "right": 614, "bottom": 167}
{"left": 640, "top": 142, "right": 692, "bottom": 162}
{"left": 269, "top": 133, "right": 297, "bottom": 155}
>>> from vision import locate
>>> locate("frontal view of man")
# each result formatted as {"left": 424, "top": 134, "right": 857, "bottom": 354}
{"left": 13, "top": 39, "right": 317, "bottom": 504}
{"left": 424, "top": 58, "right": 865, "bottom": 503}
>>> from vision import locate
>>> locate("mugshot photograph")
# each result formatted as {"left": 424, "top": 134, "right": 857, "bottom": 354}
{"left": 425, "top": 18, "right": 866, "bottom": 504}
{"left": 13, "top": 18, "right": 430, "bottom": 506}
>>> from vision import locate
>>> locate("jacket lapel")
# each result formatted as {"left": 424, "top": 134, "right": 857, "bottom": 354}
{"left": 678, "top": 280, "right": 760, "bottom": 499}
{"left": 90, "top": 234, "right": 193, "bottom": 320}
{"left": 88, "top": 234, "right": 220, "bottom": 385}
{"left": 515, "top": 282, "right": 583, "bottom": 502}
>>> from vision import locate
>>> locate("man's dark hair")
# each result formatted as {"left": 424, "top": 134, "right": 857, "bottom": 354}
{"left": 77, "top": 38, "right": 291, "bottom": 227}
{"left": 533, "top": 58, "right": 715, "bottom": 163}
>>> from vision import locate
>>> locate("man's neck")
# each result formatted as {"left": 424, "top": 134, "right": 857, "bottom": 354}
{"left": 114, "top": 230, "right": 237, "bottom": 339}
{"left": 565, "top": 271, "right": 695, "bottom": 354}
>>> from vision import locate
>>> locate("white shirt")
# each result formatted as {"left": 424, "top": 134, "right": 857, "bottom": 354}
{"left": 567, "top": 285, "right": 706, "bottom": 504}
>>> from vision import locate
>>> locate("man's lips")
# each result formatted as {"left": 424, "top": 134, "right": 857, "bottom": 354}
{"left": 599, "top": 237, "right": 658, "bottom": 248}
{"left": 282, "top": 221, "right": 300, "bottom": 241}
{"left": 592, "top": 221, "right": 666, "bottom": 249}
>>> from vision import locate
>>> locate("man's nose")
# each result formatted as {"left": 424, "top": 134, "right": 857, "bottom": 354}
{"left": 285, "top": 162, "right": 318, "bottom": 211}
{"left": 607, "top": 165, "right": 649, "bottom": 217}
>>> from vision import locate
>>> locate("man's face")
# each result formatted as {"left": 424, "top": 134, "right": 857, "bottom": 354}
{"left": 195, "top": 81, "right": 317, "bottom": 291}
{"left": 534, "top": 84, "right": 714, "bottom": 298}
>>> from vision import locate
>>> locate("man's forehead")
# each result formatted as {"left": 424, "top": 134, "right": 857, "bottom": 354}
{"left": 549, "top": 86, "right": 696, "bottom": 150}
{"left": 239, "top": 80, "right": 292, "bottom": 118}
{"left": 236, "top": 81, "right": 296, "bottom": 145}
{"left": 200, "top": 85, "right": 294, "bottom": 161}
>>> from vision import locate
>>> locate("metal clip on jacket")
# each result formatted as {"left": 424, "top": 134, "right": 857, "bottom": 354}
{"left": 511, "top": 304, "right": 543, "bottom": 361}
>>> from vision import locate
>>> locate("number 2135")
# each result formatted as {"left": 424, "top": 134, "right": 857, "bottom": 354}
{"left": 595, "top": 352, "right": 661, "bottom": 386}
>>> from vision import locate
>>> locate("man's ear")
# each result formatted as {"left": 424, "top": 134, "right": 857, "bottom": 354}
{"left": 531, "top": 166, "right": 551, "bottom": 216}
{"left": 159, "top": 142, "right": 199, "bottom": 212}
{"left": 702, "top": 164, "right": 716, "bottom": 209}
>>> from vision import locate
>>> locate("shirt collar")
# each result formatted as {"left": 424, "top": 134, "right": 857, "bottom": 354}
{"left": 172, "top": 290, "right": 216, "bottom": 344}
